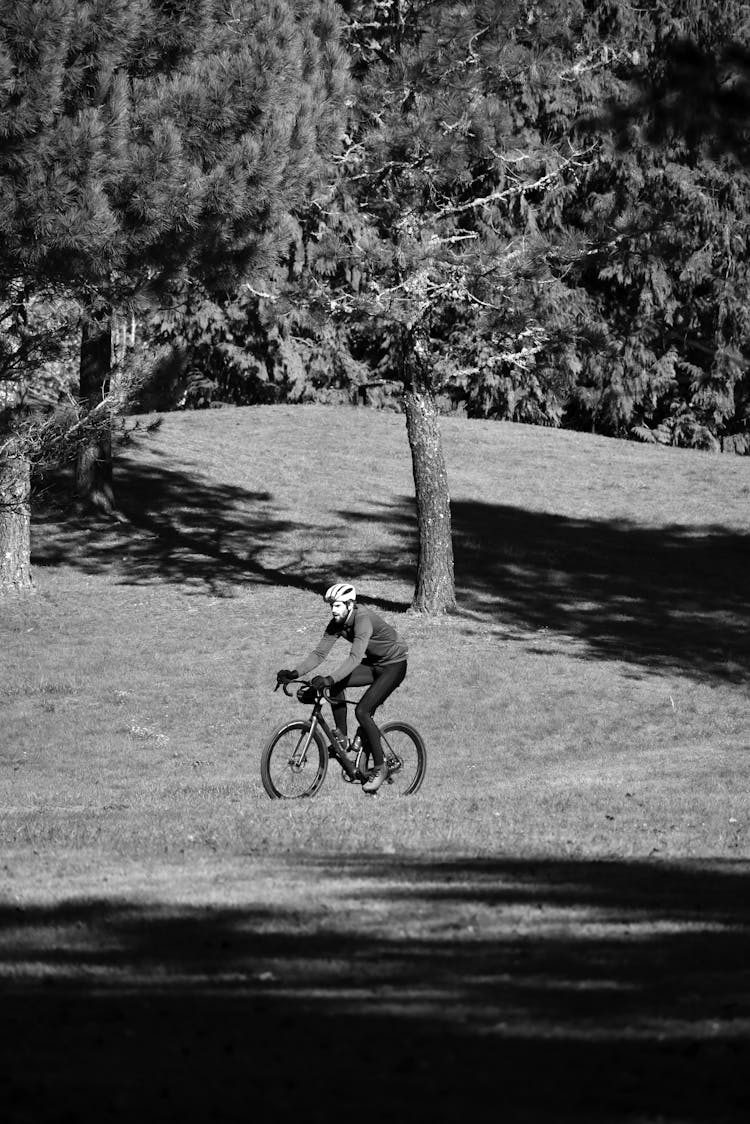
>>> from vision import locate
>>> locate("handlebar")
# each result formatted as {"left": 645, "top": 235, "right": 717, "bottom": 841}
{"left": 274, "top": 677, "right": 332, "bottom": 701}
{"left": 274, "top": 677, "right": 362, "bottom": 707}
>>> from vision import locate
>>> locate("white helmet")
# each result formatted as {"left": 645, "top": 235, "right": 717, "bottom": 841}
{"left": 324, "top": 582, "right": 356, "bottom": 604}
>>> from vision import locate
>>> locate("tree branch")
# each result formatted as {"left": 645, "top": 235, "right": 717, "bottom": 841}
{"left": 433, "top": 148, "right": 596, "bottom": 220}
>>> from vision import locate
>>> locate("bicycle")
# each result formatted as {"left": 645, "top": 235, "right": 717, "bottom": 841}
{"left": 260, "top": 678, "right": 427, "bottom": 799}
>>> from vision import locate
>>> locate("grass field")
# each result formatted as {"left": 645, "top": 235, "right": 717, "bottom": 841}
{"left": 2, "top": 404, "right": 750, "bottom": 1121}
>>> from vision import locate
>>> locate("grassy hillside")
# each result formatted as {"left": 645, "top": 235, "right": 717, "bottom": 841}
{"left": 4, "top": 406, "right": 750, "bottom": 1124}
{"left": 3, "top": 404, "right": 749, "bottom": 859}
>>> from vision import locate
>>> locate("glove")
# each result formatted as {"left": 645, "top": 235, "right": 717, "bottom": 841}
{"left": 276, "top": 668, "right": 297, "bottom": 685}
{"left": 311, "top": 675, "right": 334, "bottom": 691}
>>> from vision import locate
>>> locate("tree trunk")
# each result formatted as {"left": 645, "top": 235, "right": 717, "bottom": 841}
{"left": 403, "top": 380, "right": 456, "bottom": 613}
{"left": 0, "top": 449, "right": 33, "bottom": 593}
{"left": 76, "top": 312, "right": 115, "bottom": 512}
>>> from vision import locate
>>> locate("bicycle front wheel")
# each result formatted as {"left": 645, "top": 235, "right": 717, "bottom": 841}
{"left": 380, "top": 722, "right": 427, "bottom": 795}
{"left": 260, "top": 720, "right": 328, "bottom": 799}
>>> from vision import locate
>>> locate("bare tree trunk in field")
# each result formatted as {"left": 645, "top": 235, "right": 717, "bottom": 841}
{"left": 76, "top": 312, "right": 115, "bottom": 512}
{"left": 403, "top": 377, "right": 456, "bottom": 614}
{"left": 0, "top": 449, "right": 33, "bottom": 593}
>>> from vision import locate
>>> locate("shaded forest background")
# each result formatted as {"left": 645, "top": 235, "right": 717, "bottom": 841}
{"left": 143, "top": 0, "right": 750, "bottom": 454}
{"left": 3, "top": 0, "right": 750, "bottom": 454}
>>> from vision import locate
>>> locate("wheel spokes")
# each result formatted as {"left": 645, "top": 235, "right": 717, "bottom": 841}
{"left": 267, "top": 726, "right": 324, "bottom": 798}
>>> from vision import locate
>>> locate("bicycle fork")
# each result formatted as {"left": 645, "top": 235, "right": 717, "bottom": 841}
{"left": 289, "top": 715, "right": 320, "bottom": 772}
{"left": 290, "top": 706, "right": 354, "bottom": 776}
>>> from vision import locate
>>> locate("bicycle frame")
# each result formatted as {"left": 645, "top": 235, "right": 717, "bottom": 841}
{"left": 278, "top": 681, "right": 380, "bottom": 776}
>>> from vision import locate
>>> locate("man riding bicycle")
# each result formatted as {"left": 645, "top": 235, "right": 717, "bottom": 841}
{"left": 276, "top": 583, "right": 408, "bottom": 794}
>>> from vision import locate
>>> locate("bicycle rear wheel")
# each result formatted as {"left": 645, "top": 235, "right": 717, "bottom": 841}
{"left": 379, "top": 722, "right": 427, "bottom": 795}
{"left": 260, "top": 720, "right": 328, "bottom": 799}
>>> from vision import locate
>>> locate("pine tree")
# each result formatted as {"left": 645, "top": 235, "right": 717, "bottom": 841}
{"left": 551, "top": 0, "right": 750, "bottom": 447}
{"left": 309, "top": 1, "right": 750, "bottom": 478}
{"left": 0, "top": 0, "right": 349, "bottom": 590}
{"left": 294, "top": 1, "right": 606, "bottom": 611}
{"left": 447, "top": 0, "right": 750, "bottom": 448}
{"left": 160, "top": 2, "right": 750, "bottom": 458}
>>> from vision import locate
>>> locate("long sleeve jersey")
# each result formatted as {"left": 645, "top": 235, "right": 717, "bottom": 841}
{"left": 296, "top": 605, "right": 408, "bottom": 683}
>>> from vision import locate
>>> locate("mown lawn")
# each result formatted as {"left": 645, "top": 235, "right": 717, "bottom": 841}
{"left": 2, "top": 405, "right": 750, "bottom": 1122}
{"left": 3, "top": 404, "right": 749, "bottom": 859}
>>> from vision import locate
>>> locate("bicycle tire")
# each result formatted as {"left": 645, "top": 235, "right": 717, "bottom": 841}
{"left": 260, "top": 720, "right": 328, "bottom": 799}
{"left": 379, "top": 722, "right": 427, "bottom": 795}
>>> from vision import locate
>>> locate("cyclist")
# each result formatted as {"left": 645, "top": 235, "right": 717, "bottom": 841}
{"left": 276, "top": 582, "right": 408, "bottom": 794}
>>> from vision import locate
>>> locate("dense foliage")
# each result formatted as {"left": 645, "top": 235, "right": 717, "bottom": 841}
{"left": 0, "top": 0, "right": 349, "bottom": 427}
{"left": 148, "top": 0, "right": 750, "bottom": 454}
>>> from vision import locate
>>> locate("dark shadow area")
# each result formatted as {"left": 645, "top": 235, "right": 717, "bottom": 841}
{"left": 34, "top": 455, "right": 750, "bottom": 682}
{"left": 31, "top": 453, "right": 409, "bottom": 611}
{"left": 449, "top": 499, "right": 750, "bottom": 683}
{"left": 603, "top": 39, "right": 750, "bottom": 164}
{"left": 1, "top": 855, "right": 749, "bottom": 1122}
{"left": 341, "top": 495, "right": 750, "bottom": 683}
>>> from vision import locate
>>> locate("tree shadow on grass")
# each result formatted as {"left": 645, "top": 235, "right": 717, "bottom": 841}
{"left": 33, "top": 456, "right": 750, "bottom": 682}
{"left": 341, "top": 495, "right": 750, "bottom": 684}
{"left": 1, "top": 854, "right": 749, "bottom": 1123}
{"left": 31, "top": 454, "right": 410, "bottom": 610}
{"left": 450, "top": 499, "right": 750, "bottom": 683}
